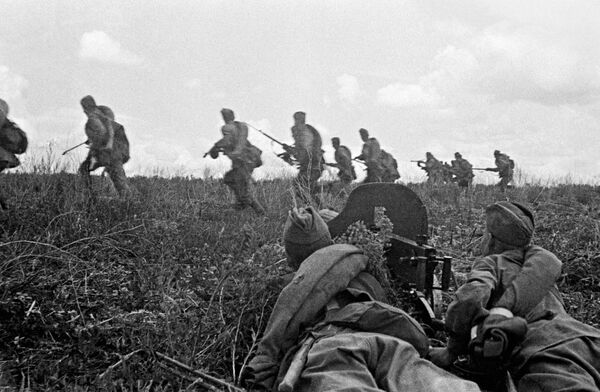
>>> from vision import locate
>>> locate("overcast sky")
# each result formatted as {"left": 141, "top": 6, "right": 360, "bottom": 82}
{"left": 2, "top": 0, "right": 600, "bottom": 183}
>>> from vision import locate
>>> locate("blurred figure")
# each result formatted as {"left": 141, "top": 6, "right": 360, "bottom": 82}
{"left": 207, "top": 108, "right": 265, "bottom": 214}
{"left": 491, "top": 150, "right": 514, "bottom": 191}
{"left": 416, "top": 152, "right": 444, "bottom": 184}
{"left": 355, "top": 128, "right": 383, "bottom": 183}
{"left": 451, "top": 152, "right": 474, "bottom": 189}
{"left": 0, "top": 98, "right": 28, "bottom": 209}
{"left": 329, "top": 137, "right": 356, "bottom": 185}
{"left": 78, "top": 95, "right": 132, "bottom": 198}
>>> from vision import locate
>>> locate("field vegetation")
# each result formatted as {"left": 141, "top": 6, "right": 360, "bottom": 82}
{"left": 0, "top": 169, "right": 599, "bottom": 390}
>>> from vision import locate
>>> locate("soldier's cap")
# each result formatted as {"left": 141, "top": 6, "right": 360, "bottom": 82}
{"left": 494, "top": 150, "right": 501, "bottom": 155}
{"left": 331, "top": 137, "right": 340, "bottom": 144}
{"left": 80, "top": 95, "right": 97, "bottom": 110}
{"left": 293, "top": 111, "right": 306, "bottom": 120}
{"left": 358, "top": 128, "right": 369, "bottom": 135}
{"left": 455, "top": 152, "right": 462, "bottom": 157}
{"left": 0, "top": 98, "right": 9, "bottom": 117}
{"left": 220, "top": 108, "right": 235, "bottom": 121}
{"left": 97, "top": 105, "right": 115, "bottom": 121}
{"left": 485, "top": 201, "right": 534, "bottom": 247}
{"left": 283, "top": 206, "right": 333, "bottom": 270}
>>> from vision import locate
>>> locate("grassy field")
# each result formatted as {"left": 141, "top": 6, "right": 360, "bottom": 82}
{"left": 1, "top": 171, "right": 599, "bottom": 390}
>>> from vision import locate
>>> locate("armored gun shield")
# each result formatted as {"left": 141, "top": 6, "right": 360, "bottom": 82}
{"left": 327, "top": 183, "right": 452, "bottom": 325}
{"left": 327, "top": 183, "right": 427, "bottom": 239}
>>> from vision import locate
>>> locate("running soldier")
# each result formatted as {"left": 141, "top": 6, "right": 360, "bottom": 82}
{"left": 380, "top": 150, "right": 401, "bottom": 183}
{"left": 208, "top": 108, "right": 265, "bottom": 214}
{"left": 79, "top": 96, "right": 132, "bottom": 198}
{"left": 286, "top": 111, "right": 324, "bottom": 203}
{"left": 0, "top": 99, "right": 28, "bottom": 209}
{"left": 329, "top": 137, "right": 356, "bottom": 185}
{"left": 491, "top": 150, "right": 514, "bottom": 191}
{"left": 416, "top": 152, "right": 444, "bottom": 184}
{"left": 451, "top": 152, "right": 474, "bottom": 188}
{"left": 355, "top": 128, "right": 383, "bottom": 183}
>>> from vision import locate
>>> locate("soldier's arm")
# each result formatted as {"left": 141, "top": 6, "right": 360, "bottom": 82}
{"left": 494, "top": 247, "right": 562, "bottom": 317}
{"left": 445, "top": 257, "right": 497, "bottom": 355}
{"left": 213, "top": 125, "right": 234, "bottom": 150}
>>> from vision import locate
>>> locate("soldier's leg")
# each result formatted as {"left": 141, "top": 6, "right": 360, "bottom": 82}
{"left": 78, "top": 155, "right": 94, "bottom": 193}
{"left": 106, "top": 161, "right": 132, "bottom": 198}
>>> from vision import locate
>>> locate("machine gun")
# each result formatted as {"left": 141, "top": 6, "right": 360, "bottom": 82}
{"left": 246, "top": 123, "right": 297, "bottom": 166}
{"left": 327, "top": 183, "right": 453, "bottom": 331}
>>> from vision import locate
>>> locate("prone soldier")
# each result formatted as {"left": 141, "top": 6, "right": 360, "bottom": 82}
{"left": 207, "top": 108, "right": 265, "bottom": 214}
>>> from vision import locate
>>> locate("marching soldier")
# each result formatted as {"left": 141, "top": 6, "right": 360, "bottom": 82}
{"left": 0, "top": 98, "right": 28, "bottom": 209}
{"left": 416, "top": 152, "right": 444, "bottom": 184}
{"left": 79, "top": 95, "right": 132, "bottom": 198}
{"left": 355, "top": 128, "right": 383, "bottom": 183}
{"left": 491, "top": 150, "right": 514, "bottom": 191}
{"left": 451, "top": 152, "right": 474, "bottom": 188}
{"left": 329, "top": 137, "right": 356, "bottom": 185}
{"left": 286, "top": 111, "right": 324, "bottom": 203}
{"left": 208, "top": 108, "right": 265, "bottom": 214}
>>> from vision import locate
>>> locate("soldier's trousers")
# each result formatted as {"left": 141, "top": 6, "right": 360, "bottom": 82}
{"left": 223, "top": 164, "right": 264, "bottom": 214}
{"left": 364, "top": 165, "right": 383, "bottom": 183}
{"left": 295, "top": 332, "right": 481, "bottom": 392}
{"left": 79, "top": 155, "right": 132, "bottom": 198}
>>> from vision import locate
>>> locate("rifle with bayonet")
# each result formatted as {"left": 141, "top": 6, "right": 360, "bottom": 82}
{"left": 245, "top": 123, "right": 297, "bottom": 166}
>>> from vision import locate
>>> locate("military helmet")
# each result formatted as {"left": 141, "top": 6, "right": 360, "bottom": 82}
{"left": 0, "top": 98, "right": 9, "bottom": 117}
{"left": 293, "top": 111, "right": 306, "bottom": 121}
{"left": 220, "top": 108, "right": 235, "bottom": 122}
{"left": 97, "top": 105, "right": 115, "bottom": 121}
{"left": 80, "top": 95, "right": 97, "bottom": 110}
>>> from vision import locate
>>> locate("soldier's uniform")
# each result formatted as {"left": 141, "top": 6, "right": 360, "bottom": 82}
{"left": 433, "top": 202, "right": 600, "bottom": 392}
{"left": 290, "top": 112, "right": 323, "bottom": 202}
{"left": 380, "top": 150, "right": 401, "bottom": 183}
{"left": 78, "top": 96, "right": 132, "bottom": 198}
{"left": 451, "top": 152, "right": 474, "bottom": 188}
{"left": 493, "top": 150, "right": 514, "bottom": 191}
{"left": 331, "top": 137, "right": 356, "bottom": 185}
{"left": 246, "top": 207, "right": 481, "bottom": 392}
{"left": 356, "top": 128, "right": 384, "bottom": 183}
{"left": 210, "top": 108, "right": 264, "bottom": 214}
{"left": 419, "top": 152, "right": 444, "bottom": 184}
{"left": 0, "top": 99, "right": 28, "bottom": 209}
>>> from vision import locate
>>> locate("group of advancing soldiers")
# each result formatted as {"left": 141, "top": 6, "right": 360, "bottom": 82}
{"left": 414, "top": 150, "right": 514, "bottom": 191}
{"left": 208, "top": 109, "right": 401, "bottom": 212}
{"left": 245, "top": 201, "right": 600, "bottom": 392}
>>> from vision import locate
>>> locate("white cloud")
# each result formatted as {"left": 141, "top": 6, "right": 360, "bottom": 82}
{"left": 0, "top": 65, "right": 28, "bottom": 100}
{"left": 79, "top": 31, "right": 143, "bottom": 65}
{"left": 377, "top": 82, "right": 441, "bottom": 108}
{"left": 336, "top": 74, "right": 363, "bottom": 104}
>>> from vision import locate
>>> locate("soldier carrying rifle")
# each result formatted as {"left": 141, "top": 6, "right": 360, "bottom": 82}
{"left": 473, "top": 150, "right": 514, "bottom": 192}
{"left": 206, "top": 108, "right": 265, "bottom": 214}
{"left": 412, "top": 152, "right": 445, "bottom": 184}
{"left": 451, "top": 152, "right": 474, "bottom": 189}
{"left": 327, "top": 137, "right": 356, "bottom": 185}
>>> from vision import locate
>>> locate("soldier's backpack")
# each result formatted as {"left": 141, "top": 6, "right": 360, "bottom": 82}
{"left": 0, "top": 119, "right": 28, "bottom": 155}
{"left": 113, "top": 123, "right": 130, "bottom": 164}
{"left": 244, "top": 143, "right": 263, "bottom": 169}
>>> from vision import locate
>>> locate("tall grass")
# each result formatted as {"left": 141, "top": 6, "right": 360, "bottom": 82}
{"left": 0, "top": 160, "right": 599, "bottom": 390}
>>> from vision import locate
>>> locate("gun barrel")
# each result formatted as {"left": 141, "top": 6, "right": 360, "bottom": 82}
{"left": 246, "top": 122, "right": 286, "bottom": 147}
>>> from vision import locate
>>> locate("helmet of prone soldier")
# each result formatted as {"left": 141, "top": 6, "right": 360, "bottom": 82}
{"left": 485, "top": 201, "right": 534, "bottom": 248}
{"left": 220, "top": 108, "right": 235, "bottom": 122}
